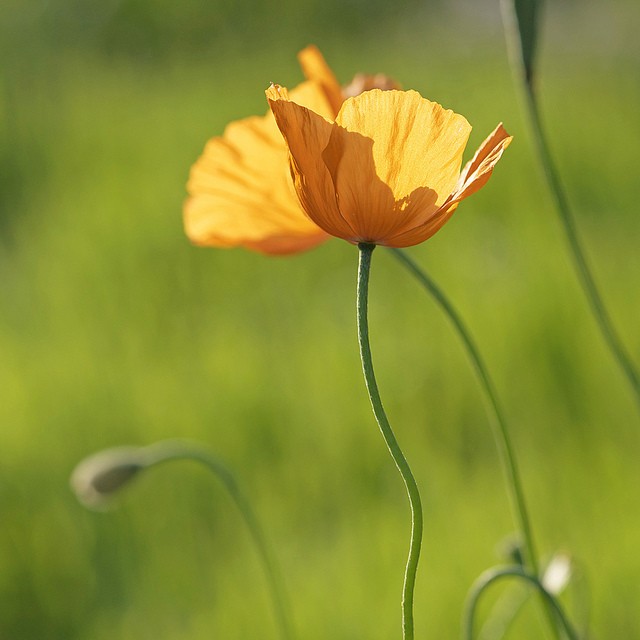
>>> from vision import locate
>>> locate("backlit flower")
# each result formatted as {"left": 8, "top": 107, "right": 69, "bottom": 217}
{"left": 185, "top": 46, "right": 402, "bottom": 255}
{"left": 267, "top": 85, "right": 512, "bottom": 248}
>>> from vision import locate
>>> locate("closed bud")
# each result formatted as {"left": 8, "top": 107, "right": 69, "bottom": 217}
{"left": 542, "top": 552, "right": 572, "bottom": 595}
{"left": 71, "top": 447, "right": 149, "bottom": 509}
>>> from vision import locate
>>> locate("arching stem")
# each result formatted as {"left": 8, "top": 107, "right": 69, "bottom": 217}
{"left": 501, "top": 0, "right": 640, "bottom": 413}
{"left": 390, "top": 248, "right": 564, "bottom": 639}
{"left": 464, "top": 566, "right": 580, "bottom": 640}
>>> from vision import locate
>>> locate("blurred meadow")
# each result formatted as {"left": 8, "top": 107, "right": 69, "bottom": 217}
{"left": 1, "top": 0, "right": 640, "bottom": 638}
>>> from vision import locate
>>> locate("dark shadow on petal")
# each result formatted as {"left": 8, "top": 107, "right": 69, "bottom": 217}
{"left": 322, "top": 125, "right": 439, "bottom": 243}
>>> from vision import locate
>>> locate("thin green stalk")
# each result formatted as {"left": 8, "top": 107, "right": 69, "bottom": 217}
{"left": 501, "top": 0, "right": 640, "bottom": 412}
{"left": 476, "top": 583, "right": 531, "bottom": 640}
{"left": 72, "top": 441, "right": 295, "bottom": 640}
{"left": 464, "top": 566, "right": 580, "bottom": 640}
{"left": 145, "top": 441, "right": 295, "bottom": 640}
{"left": 390, "top": 248, "right": 564, "bottom": 640}
{"left": 390, "top": 248, "right": 537, "bottom": 571}
{"left": 523, "top": 87, "right": 640, "bottom": 410}
{"left": 357, "top": 243, "right": 423, "bottom": 640}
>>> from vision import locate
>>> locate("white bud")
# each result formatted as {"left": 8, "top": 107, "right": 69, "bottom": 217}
{"left": 542, "top": 552, "right": 572, "bottom": 595}
{"left": 71, "top": 446, "right": 149, "bottom": 509}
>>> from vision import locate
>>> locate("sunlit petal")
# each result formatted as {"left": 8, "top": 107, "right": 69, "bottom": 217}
{"left": 185, "top": 81, "right": 333, "bottom": 254}
{"left": 324, "top": 90, "right": 471, "bottom": 242}
{"left": 384, "top": 125, "right": 512, "bottom": 247}
{"left": 383, "top": 203, "right": 459, "bottom": 248}
{"left": 450, "top": 123, "right": 513, "bottom": 203}
{"left": 267, "top": 84, "right": 358, "bottom": 241}
{"left": 335, "top": 91, "right": 470, "bottom": 204}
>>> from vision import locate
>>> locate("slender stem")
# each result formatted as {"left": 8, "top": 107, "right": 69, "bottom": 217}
{"left": 390, "top": 248, "right": 537, "bottom": 571}
{"left": 477, "top": 583, "right": 531, "bottom": 640}
{"left": 524, "top": 87, "right": 640, "bottom": 411}
{"left": 357, "top": 243, "right": 424, "bottom": 640}
{"left": 144, "top": 441, "right": 295, "bottom": 640}
{"left": 390, "top": 249, "right": 566, "bottom": 639}
{"left": 464, "top": 566, "right": 580, "bottom": 640}
{"left": 501, "top": 0, "right": 640, "bottom": 413}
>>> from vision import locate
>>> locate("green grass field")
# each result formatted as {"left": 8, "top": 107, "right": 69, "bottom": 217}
{"left": 1, "top": 2, "right": 639, "bottom": 638}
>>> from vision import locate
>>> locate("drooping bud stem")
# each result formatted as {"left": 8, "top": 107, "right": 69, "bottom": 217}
{"left": 71, "top": 440, "right": 295, "bottom": 640}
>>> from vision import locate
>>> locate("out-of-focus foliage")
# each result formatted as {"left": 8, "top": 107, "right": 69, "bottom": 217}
{"left": 501, "top": 0, "right": 541, "bottom": 82}
{"left": 3, "top": 0, "right": 429, "bottom": 60}
{"left": 1, "top": 0, "right": 639, "bottom": 638}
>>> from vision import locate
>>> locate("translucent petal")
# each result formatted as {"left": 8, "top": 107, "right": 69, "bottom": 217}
{"left": 385, "top": 124, "right": 512, "bottom": 247}
{"left": 327, "top": 90, "right": 472, "bottom": 240}
{"left": 185, "top": 81, "right": 332, "bottom": 254}
{"left": 335, "top": 90, "right": 470, "bottom": 203}
{"left": 449, "top": 123, "right": 513, "bottom": 203}
{"left": 267, "top": 84, "right": 357, "bottom": 241}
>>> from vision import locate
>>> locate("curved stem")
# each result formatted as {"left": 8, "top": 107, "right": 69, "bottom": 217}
{"left": 464, "top": 566, "right": 580, "bottom": 640}
{"left": 524, "top": 88, "right": 640, "bottom": 411}
{"left": 390, "top": 248, "right": 564, "bottom": 639}
{"left": 501, "top": 0, "right": 640, "bottom": 413}
{"left": 390, "top": 248, "right": 537, "bottom": 571}
{"left": 357, "top": 243, "right": 424, "bottom": 640}
{"left": 476, "top": 583, "right": 531, "bottom": 640}
{"left": 144, "top": 440, "right": 295, "bottom": 640}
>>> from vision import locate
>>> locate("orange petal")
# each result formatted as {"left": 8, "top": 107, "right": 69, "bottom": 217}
{"left": 324, "top": 90, "right": 471, "bottom": 242}
{"left": 383, "top": 203, "right": 459, "bottom": 248}
{"left": 289, "top": 79, "right": 336, "bottom": 121}
{"left": 321, "top": 117, "right": 397, "bottom": 242}
{"left": 184, "top": 196, "right": 328, "bottom": 254}
{"left": 297, "top": 45, "right": 344, "bottom": 117}
{"left": 385, "top": 124, "right": 512, "bottom": 247}
{"left": 335, "top": 90, "right": 470, "bottom": 204}
{"left": 449, "top": 123, "right": 513, "bottom": 203}
{"left": 185, "top": 102, "right": 328, "bottom": 255}
{"left": 267, "top": 84, "right": 358, "bottom": 241}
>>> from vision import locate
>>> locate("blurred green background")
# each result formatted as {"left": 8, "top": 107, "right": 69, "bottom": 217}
{"left": 1, "top": 0, "right": 639, "bottom": 638}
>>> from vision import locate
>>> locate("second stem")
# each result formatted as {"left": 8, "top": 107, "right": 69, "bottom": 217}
{"left": 357, "top": 243, "right": 424, "bottom": 640}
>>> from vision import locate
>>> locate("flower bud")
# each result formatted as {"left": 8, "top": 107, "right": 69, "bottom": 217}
{"left": 542, "top": 552, "right": 572, "bottom": 595}
{"left": 71, "top": 446, "right": 148, "bottom": 509}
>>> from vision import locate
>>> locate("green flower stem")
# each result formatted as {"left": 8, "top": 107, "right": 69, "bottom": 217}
{"left": 357, "top": 243, "right": 424, "bottom": 640}
{"left": 390, "top": 248, "right": 537, "bottom": 570}
{"left": 464, "top": 566, "right": 580, "bottom": 640}
{"left": 502, "top": 0, "right": 640, "bottom": 412}
{"left": 390, "top": 249, "right": 564, "bottom": 639}
{"left": 143, "top": 440, "right": 295, "bottom": 640}
{"left": 476, "top": 583, "right": 531, "bottom": 640}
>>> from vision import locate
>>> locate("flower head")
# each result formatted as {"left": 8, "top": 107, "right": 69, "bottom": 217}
{"left": 266, "top": 85, "right": 512, "bottom": 248}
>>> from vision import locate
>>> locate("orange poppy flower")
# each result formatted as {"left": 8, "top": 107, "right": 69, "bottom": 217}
{"left": 267, "top": 85, "right": 512, "bottom": 248}
{"left": 184, "top": 46, "right": 341, "bottom": 255}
